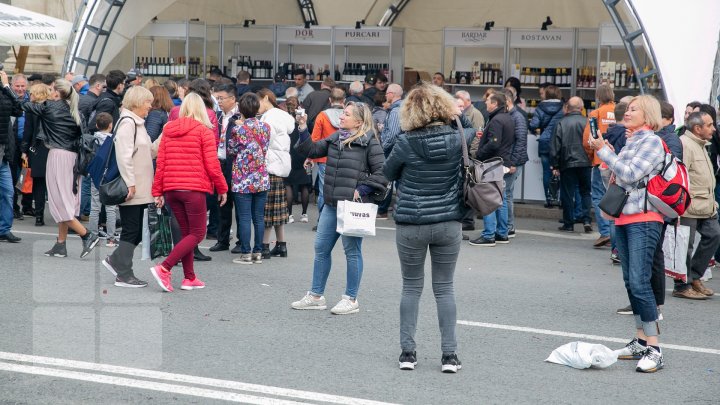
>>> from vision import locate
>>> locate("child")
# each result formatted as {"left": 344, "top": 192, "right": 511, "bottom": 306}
{"left": 88, "top": 112, "right": 119, "bottom": 248}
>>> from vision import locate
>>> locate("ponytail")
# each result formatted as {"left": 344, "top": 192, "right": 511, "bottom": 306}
{"left": 68, "top": 88, "right": 81, "bottom": 126}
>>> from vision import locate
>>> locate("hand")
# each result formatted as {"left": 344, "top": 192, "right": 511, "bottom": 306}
{"left": 475, "top": 130, "right": 483, "bottom": 139}
{"left": 218, "top": 193, "right": 227, "bottom": 207}
{"left": 353, "top": 190, "right": 361, "bottom": 201}
{"left": 21, "top": 153, "right": 27, "bottom": 162}
{"left": 508, "top": 166, "right": 517, "bottom": 174}
{"left": 0, "top": 71, "right": 8, "bottom": 87}
{"left": 154, "top": 195, "right": 164, "bottom": 208}
{"left": 587, "top": 132, "right": 606, "bottom": 151}
{"left": 303, "top": 159, "right": 314, "bottom": 170}
{"left": 296, "top": 113, "right": 308, "bottom": 129}
{"left": 126, "top": 186, "right": 136, "bottom": 202}
{"left": 552, "top": 169, "right": 560, "bottom": 177}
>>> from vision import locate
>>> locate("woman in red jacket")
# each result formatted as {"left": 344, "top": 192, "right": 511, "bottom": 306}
{"left": 150, "top": 93, "right": 228, "bottom": 292}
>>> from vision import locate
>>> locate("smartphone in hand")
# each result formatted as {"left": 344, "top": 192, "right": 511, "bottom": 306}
{"left": 589, "top": 117, "right": 599, "bottom": 139}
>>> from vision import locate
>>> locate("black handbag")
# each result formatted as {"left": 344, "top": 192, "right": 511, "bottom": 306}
{"left": 599, "top": 183, "right": 630, "bottom": 218}
{"left": 98, "top": 117, "right": 137, "bottom": 206}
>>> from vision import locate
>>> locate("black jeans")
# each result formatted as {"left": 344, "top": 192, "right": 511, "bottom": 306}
{"left": 560, "top": 167, "right": 592, "bottom": 227}
{"left": 33, "top": 176, "right": 46, "bottom": 220}
{"left": 109, "top": 204, "right": 146, "bottom": 278}
{"left": 674, "top": 216, "right": 720, "bottom": 290}
{"left": 216, "top": 160, "right": 239, "bottom": 247}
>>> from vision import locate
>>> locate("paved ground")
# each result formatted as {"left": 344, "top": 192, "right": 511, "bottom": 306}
{"left": 1, "top": 208, "right": 719, "bottom": 404}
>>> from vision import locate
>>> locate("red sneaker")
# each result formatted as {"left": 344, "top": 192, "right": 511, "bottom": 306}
{"left": 150, "top": 265, "right": 173, "bottom": 292}
{"left": 180, "top": 277, "right": 205, "bottom": 290}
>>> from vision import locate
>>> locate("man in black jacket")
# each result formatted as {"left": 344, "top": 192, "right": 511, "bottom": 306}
{"left": 301, "top": 77, "right": 335, "bottom": 133}
{"left": 550, "top": 97, "right": 592, "bottom": 233}
{"left": 469, "top": 92, "right": 515, "bottom": 247}
{"left": 89, "top": 70, "right": 125, "bottom": 129}
{"left": 0, "top": 71, "right": 24, "bottom": 243}
{"left": 79, "top": 73, "right": 105, "bottom": 126}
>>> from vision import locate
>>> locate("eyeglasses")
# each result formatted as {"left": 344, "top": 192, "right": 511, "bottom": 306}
{"left": 216, "top": 96, "right": 234, "bottom": 102}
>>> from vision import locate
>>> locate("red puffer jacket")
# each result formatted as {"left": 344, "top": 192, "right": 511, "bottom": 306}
{"left": 152, "top": 117, "right": 228, "bottom": 196}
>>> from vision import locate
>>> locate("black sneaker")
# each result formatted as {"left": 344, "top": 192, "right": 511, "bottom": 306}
{"left": 468, "top": 237, "right": 495, "bottom": 247}
{"left": 44, "top": 241, "right": 67, "bottom": 257}
{"left": 616, "top": 304, "right": 633, "bottom": 315}
{"left": 495, "top": 234, "right": 510, "bottom": 244}
{"left": 583, "top": 223, "right": 593, "bottom": 233}
{"left": 209, "top": 243, "right": 229, "bottom": 252}
{"left": 35, "top": 217, "right": 45, "bottom": 226}
{"left": 80, "top": 231, "right": 100, "bottom": 258}
{"left": 230, "top": 245, "right": 243, "bottom": 254}
{"left": 194, "top": 248, "right": 212, "bottom": 261}
{"left": 558, "top": 226, "right": 574, "bottom": 232}
{"left": 114, "top": 275, "right": 148, "bottom": 288}
{"left": 399, "top": 351, "right": 417, "bottom": 370}
{"left": 441, "top": 353, "right": 462, "bottom": 373}
{"left": 0, "top": 232, "right": 21, "bottom": 243}
{"left": 508, "top": 229, "right": 516, "bottom": 238}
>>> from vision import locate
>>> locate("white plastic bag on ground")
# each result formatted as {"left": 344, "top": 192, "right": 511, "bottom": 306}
{"left": 663, "top": 224, "right": 690, "bottom": 282}
{"left": 545, "top": 341, "right": 618, "bottom": 369}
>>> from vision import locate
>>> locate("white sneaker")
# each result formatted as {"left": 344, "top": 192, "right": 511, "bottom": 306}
{"left": 291, "top": 292, "right": 327, "bottom": 310}
{"left": 636, "top": 346, "right": 664, "bottom": 373}
{"left": 301, "top": 214, "right": 309, "bottom": 223}
{"left": 232, "top": 254, "right": 253, "bottom": 265}
{"left": 288, "top": 215, "right": 295, "bottom": 224}
{"left": 616, "top": 338, "right": 647, "bottom": 360}
{"left": 330, "top": 295, "right": 359, "bottom": 315}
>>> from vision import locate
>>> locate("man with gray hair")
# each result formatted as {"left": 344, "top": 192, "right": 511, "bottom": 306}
{"left": 377, "top": 83, "right": 404, "bottom": 219}
{"left": 672, "top": 111, "right": 720, "bottom": 299}
{"left": 346, "top": 80, "right": 373, "bottom": 106}
{"left": 550, "top": 96, "right": 592, "bottom": 232}
{"left": 455, "top": 90, "right": 484, "bottom": 130}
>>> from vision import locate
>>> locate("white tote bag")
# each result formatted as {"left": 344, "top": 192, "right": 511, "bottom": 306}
{"left": 336, "top": 200, "right": 378, "bottom": 237}
{"left": 663, "top": 224, "right": 690, "bottom": 282}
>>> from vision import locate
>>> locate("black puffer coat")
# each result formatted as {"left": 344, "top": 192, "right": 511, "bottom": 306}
{"left": 22, "top": 100, "right": 82, "bottom": 152}
{"left": 383, "top": 124, "right": 465, "bottom": 225}
{"left": 0, "top": 85, "right": 23, "bottom": 162}
{"left": 296, "top": 130, "right": 387, "bottom": 207}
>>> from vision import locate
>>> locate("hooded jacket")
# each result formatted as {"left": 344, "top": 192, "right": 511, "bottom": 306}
{"left": 383, "top": 124, "right": 465, "bottom": 225}
{"left": 260, "top": 107, "right": 294, "bottom": 177}
{"left": 152, "top": 116, "right": 227, "bottom": 196}
{"left": 529, "top": 99, "right": 564, "bottom": 155}
{"left": 681, "top": 130, "right": 717, "bottom": 218}
{"left": 310, "top": 105, "right": 343, "bottom": 164}
{"left": 296, "top": 129, "right": 387, "bottom": 208}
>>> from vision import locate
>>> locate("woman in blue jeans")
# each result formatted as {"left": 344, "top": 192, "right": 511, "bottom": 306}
{"left": 227, "top": 93, "right": 271, "bottom": 265}
{"left": 588, "top": 95, "right": 667, "bottom": 373}
{"left": 383, "top": 83, "right": 465, "bottom": 373}
{"left": 290, "top": 101, "right": 387, "bottom": 315}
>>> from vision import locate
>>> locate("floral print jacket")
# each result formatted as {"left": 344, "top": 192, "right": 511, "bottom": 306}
{"left": 227, "top": 117, "right": 271, "bottom": 194}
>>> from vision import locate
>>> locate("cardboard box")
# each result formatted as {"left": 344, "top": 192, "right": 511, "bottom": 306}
{"left": 403, "top": 68, "right": 432, "bottom": 90}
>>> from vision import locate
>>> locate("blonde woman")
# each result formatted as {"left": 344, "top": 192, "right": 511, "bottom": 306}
{"left": 20, "top": 83, "right": 53, "bottom": 226}
{"left": 290, "top": 102, "right": 388, "bottom": 315}
{"left": 150, "top": 93, "right": 227, "bottom": 292}
{"left": 101, "top": 86, "right": 156, "bottom": 287}
{"left": 16, "top": 77, "right": 99, "bottom": 257}
{"left": 588, "top": 95, "right": 667, "bottom": 372}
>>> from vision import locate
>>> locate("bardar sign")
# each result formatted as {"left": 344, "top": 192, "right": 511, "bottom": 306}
{"left": 0, "top": 3, "right": 72, "bottom": 46}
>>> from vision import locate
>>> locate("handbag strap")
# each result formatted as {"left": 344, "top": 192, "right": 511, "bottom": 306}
{"left": 101, "top": 116, "right": 137, "bottom": 181}
{"left": 456, "top": 117, "right": 470, "bottom": 169}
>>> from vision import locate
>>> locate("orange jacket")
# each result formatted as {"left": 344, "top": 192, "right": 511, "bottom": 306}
{"left": 583, "top": 102, "right": 616, "bottom": 166}
{"left": 310, "top": 108, "right": 342, "bottom": 163}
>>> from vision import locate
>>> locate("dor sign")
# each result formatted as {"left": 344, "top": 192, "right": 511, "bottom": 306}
{"left": 0, "top": 3, "right": 72, "bottom": 46}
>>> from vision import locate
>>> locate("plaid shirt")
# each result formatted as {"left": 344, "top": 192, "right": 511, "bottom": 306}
{"left": 597, "top": 129, "right": 665, "bottom": 216}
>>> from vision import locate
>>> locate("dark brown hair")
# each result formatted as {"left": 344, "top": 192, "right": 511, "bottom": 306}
{"left": 238, "top": 92, "right": 260, "bottom": 119}
{"left": 150, "top": 86, "right": 173, "bottom": 112}
{"left": 256, "top": 88, "right": 278, "bottom": 108}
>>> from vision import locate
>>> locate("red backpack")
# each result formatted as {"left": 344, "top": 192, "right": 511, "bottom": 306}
{"left": 642, "top": 141, "right": 691, "bottom": 219}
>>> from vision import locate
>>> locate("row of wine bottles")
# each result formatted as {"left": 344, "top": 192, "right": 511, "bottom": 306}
{"left": 227, "top": 56, "right": 273, "bottom": 79}
{"left": 134, "top": 57, "right": 202, "bottom": 77}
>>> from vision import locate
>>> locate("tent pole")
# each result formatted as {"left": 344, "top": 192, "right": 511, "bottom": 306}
{"left": 15, "top": 46, "right": 29, "bottom": 73}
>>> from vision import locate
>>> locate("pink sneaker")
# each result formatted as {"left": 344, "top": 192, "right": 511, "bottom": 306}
{"left": 150, "top": 265, "right": 173, "bottom": 292}
{"left": 180, "top": 277, "right": 205, "bottom": 290}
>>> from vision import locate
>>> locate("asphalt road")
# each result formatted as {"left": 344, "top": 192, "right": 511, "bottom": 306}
{"left": 0, "top": 210, "right": 719, "bottom": 404}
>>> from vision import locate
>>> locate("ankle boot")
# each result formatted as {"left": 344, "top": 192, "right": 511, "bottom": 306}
{"left": 270, "top": 241, "right": 287, "bottom": 257}
{"left": 261, "top": 243, "right": 272, "bottom": 259}
{"left": 194, "top": 246, "right": 211, "bottom": 261}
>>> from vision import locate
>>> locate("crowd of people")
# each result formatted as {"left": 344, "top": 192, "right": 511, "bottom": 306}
{"left": 0, "top": 63, "right": 719, "bottom": 375}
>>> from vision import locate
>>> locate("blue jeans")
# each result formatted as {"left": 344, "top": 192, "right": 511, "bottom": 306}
{"left": 482, "top": 192, "right": 508, "bottom": 239}
{"left": 0, "top": 162, "right": 13, "bottom": 235}
{"left": 591, "top": 166, "right": 610, "bottom": 236}
{"left": 615, "top": 221, "right": 662, "bottom": 336}
{"left": 316, "top": 163, "right": 326, "bottom": 214}
{"left": 80, "top": 175, "right": 91, "bottom": 215}
{"left": 540, "top": 153, "right": 553, "bottom": 203}
{"left": 234, "top": 191, "right": 267, "bottom": 254}
{"left": 310, "top": 205, "right": 364, "bottom": 299}
{"left": 505, "top": 168, "right": 521, "bottom": 231}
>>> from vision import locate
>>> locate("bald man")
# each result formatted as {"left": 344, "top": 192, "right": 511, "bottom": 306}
{"left": 550, "top": 96, "right": 593, "bottom": 232}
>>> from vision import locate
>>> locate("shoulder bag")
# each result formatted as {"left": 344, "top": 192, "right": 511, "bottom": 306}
{"left": 456, "top": 117, "right": 505, "bottom": 216}
{"left": 598, "top": 183, "right": 629, "bottom": 218}
{"left": 99, "top": 117, "right": 137, "bottom": 205}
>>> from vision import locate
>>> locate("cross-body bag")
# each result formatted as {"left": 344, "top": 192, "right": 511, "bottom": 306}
{"left": 598, "top": 182, "right": 629, "bottom": 218}
{"left": 456, "top": 117, "right": 504, "bottom": 216}
{"left": 99, "top": 116, "right": 137, "bottom": 205}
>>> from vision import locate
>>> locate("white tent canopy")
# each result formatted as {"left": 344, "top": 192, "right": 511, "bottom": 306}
{"left": 0, "top": 3, "right": 72, "bottom": 46}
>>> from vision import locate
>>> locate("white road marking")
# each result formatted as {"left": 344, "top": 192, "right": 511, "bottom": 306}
{"left": 0, "top": 351, "right": 398, "bottom": 405}
{"left": 457, "top": 320, "right": 720, "bottom": 355}
{"left": 0, "top": 361, "right": 309, "bottom": 404}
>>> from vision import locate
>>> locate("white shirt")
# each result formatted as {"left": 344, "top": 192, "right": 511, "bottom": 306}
{"left": 218, "top": 105, "right": 238, "bottom": 160}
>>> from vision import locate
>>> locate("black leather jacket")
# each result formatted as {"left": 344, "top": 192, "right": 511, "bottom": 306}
{"left": 22, "top": 100, "right": 82, "bottom": 152}
{"left": 0, "top": 85, "right": 22, "bottom": 162}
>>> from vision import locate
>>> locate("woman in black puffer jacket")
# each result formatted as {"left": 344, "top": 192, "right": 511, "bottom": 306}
{"left": 383, "top": 83, "right": 466, "bottom": 373}
{"left": 291, "top": 101, "right": 387, "bottom": 315}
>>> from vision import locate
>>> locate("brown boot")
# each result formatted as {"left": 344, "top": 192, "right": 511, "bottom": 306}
{"left": 691, "top": 279, "right": 714, "bottom": 296}
{"left": 672, "top": 287, "right": 708, "bottom": 300}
